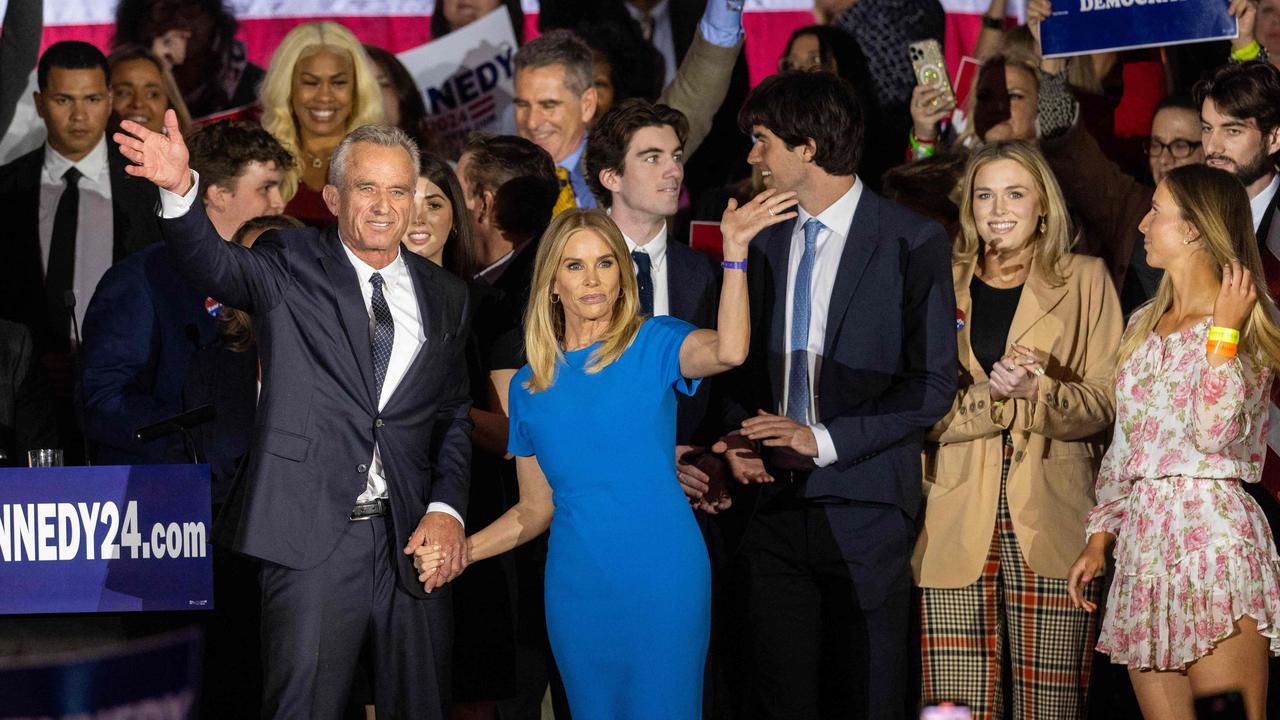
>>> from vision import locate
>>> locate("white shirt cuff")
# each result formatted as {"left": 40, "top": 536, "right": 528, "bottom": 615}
{"left": 811, "top": 423, "right": 838, "bottom": 468}
{"left": 427, "top": 502, "right": 465, "bottom": 528}
{"left": 158, "top": 170, "right": 200, "bottom": 218}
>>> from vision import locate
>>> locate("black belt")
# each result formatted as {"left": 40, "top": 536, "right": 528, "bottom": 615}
{"left": 350, "top": 497, "right": 389, "bottom": 520}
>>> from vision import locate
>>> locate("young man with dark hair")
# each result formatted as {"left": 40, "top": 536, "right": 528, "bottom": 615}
{"left": 717, "top": 70, "right": 956, "bottom": 719}
{"left": 0, "top": 40, "right": 162, "bottom": 463}
{"left": 80, "top": 120, "right": 293, "bottom": 465}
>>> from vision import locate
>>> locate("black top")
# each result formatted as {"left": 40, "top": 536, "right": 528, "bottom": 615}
{"left": 969, "top": 274, "right": 1024, "bottom": 377}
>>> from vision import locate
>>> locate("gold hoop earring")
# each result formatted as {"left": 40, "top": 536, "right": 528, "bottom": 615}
{"left": 551, "top": 293, "right": 560, "bottom": 304}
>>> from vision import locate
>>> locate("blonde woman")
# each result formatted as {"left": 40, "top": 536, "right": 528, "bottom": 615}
{"left": 915, "top": 140, "right": 1123, "bottom": 719}
{"left": 1068, "top": 164, "right": 1280, "bottom": 720}
{"left": 413, "top": 196, "right": 794, "bottom": 718}
{"left": 259, "top": 21, "right": 383, "bottom": 226}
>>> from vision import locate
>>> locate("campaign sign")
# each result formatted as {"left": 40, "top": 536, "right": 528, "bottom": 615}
{"left": 400, "top": 7, "right": 519, "bottom": 159}
{"left": 1040, "top": 0, "right": 1237, "bottom": 58}
{"left": 0, "top": 629, "right": 202, "bottom": 719}
{"left": 0, "top": 465, "right": 213, "bottom": 614}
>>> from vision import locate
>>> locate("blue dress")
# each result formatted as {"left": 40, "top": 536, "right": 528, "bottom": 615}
{"left": 508, "top": 316, "right": 712, "bottom": 719}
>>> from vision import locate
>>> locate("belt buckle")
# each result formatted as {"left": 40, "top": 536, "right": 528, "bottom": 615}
{"left": 349, "top": 497, "right": 388, "bottom": 521}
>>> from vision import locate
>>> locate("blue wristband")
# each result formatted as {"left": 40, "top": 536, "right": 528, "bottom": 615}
{"left": 721, "top": 259, "right": 747, "bottom": 271}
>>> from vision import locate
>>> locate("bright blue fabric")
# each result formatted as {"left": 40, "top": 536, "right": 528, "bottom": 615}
{"left": 508, "top": 316, "right": 710, "bottom": 719}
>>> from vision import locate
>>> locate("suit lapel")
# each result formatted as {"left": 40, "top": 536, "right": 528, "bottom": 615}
{"left": 1007, "top": 263, "right": 1068, "bottom": 348}
{"left": 385, "top": 253, "right": 436, "bottom": 409}
{"left": 821, "top": 191, "right": 880, "bottom": 358}
{"left": 319, "top": 228, "right": 378, "bottom": 408}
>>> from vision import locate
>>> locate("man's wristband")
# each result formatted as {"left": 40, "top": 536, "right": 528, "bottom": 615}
{"left": 721, "top": 259, "right": 747, "bottom": 271}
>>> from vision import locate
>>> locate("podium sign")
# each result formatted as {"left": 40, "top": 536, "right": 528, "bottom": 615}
{"left": 0, "top": 465, "right": 213, "bottom": 613}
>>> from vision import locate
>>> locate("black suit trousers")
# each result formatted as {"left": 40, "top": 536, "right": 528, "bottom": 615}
{"left": 258, "top": 515, "right": 451, "bottom": 720}
{"left": 735, "top": 487, "right": 914, "bottom": 720}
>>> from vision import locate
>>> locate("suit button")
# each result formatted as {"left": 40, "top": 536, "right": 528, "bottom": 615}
{"left": 977, "top": 400, "right": 986, "bottom": 409}
{"left": 959, "top": 406, "right": 967, "bottom": 415}
{"left": 374, "top": 419, "right": 384, "bottom": 428}
{"left": 1062, "top": 399, "right": 1070, "bottom": 410}
{"left": 357, "top": 464, "right": 368, "bottom": 473}
{"left": 969, "top": 402, "right": 977, "bottom": 413}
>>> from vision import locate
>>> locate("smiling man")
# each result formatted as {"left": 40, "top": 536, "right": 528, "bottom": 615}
{"left": 116, "top": 117, "right": 473, "bottom": 719}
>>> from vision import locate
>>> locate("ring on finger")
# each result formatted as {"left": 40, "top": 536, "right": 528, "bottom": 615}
{"left": 768, "top": 208, "right": 776, "bottom": 216}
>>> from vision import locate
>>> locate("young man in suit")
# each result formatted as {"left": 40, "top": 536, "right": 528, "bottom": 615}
{"left": 80, "top": 120, "right": 292, "bottom": 466}
{"left": 117, "top": 116, "right": 473, "bottom": 719}
{"left": 716, "top": 71, "right": 957, "bottom": 719}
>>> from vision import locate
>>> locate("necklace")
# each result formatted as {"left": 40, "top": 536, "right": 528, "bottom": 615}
{"left": 300, "top": 145, "right": 332, "bottom": 169}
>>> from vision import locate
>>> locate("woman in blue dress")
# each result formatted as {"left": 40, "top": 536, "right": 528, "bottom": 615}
{"left": 412, "top": 196, "right": 795, "bottom": 718}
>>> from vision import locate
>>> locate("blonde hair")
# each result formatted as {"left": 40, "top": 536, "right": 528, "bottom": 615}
{"left": 523, "top": 209, "right": 644, "bottom": 392}
{"left": 956, "top": 140, "right": 1075, "bottom": 286}
{"left": 1119, "top": 164, "right": 1280, "bottom": 368}
{"left": 258, "top": 21, "right": 384, "bottom": 201}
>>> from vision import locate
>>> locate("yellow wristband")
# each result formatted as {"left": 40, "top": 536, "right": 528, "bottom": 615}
{"left": 1233, "top": 40, "right": 1262, "bottom": 62}
{"left": 1208, "top": 326, "right": 1241, "bottom": 344}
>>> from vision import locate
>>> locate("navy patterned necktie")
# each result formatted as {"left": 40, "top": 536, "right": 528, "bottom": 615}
{"left": 369, "top": 272, "right": 395, "bottom": 398}
{"left": 632, "top": 250, "right": 654, "bottom": 316}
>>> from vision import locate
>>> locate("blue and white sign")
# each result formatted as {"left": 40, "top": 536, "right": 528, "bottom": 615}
{"left": 1041, "top": 0, "right": 1237, "bottom": 58}
{"left": 0, "top": 629, "right": 202, "bottom": 720}
{"left": 0, "top": 465, "right": 213, "bottom": 614}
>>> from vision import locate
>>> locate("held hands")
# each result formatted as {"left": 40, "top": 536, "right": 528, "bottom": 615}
{"left": 910, "top": 83, "right": 955, "bottom": 142}
{"left": 711, "top": 431, "right": 774, "bottom": 484}
{"left": 404, "top": 511, "right": 468, "bottom": 593}
{"left": 1213, "top": 260, "right": 1257, "bottom": 334}
{"left": 989, "top": 344, "right": 1043, "bottom": 402}
{"left": 1228, "top": 0, "right": 1258, "bottom": 52}
{"left": 1066, "top": 534, "right": 1112, "bottom": 613}
{"left": 721, "top": 189, "right": 799, "bottom": 255}
{"left": 676, "top": 445, "right": 733, "bottom": 514}
{"left": 113, "top": 108, "right": 193, "bottom": 196}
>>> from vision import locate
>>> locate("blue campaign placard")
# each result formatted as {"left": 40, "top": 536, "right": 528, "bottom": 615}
{"left": 1041, "top": 0, "right": 1237, "bottom": 58}
{"left": 0, "top": 465, "right": 213, "bottom": 613}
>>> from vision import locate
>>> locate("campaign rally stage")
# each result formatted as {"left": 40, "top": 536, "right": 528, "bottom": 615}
{"left": 0, "top": 465, "right": 213, "bottom": 614}
{"left": 1041, "top": 0, "right": 1237, "bottom": 57}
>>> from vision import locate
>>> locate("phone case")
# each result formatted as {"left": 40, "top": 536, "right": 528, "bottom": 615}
{"left": 908, "top": 39, "right": 956, "bottom": 106}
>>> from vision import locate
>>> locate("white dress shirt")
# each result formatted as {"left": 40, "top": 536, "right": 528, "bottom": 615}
{"left": 159, "top": 172, "right": 462, "bottom": 525}
{"left": 623, "top": 222, "right": 671, "bottom": 317}
{"left": 39, "top": 136, "right": 113, "bottom": 339}
{"left": 782, "top": 180, "right": 864, "bottom": 468}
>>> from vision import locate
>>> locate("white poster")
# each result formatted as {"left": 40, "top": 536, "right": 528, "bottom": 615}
{"left": 397, "top": 7, "right": 518, "bottom": 158}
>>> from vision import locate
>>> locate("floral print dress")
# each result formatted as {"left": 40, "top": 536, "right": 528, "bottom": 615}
{"left": 1086, "top": 314, "right": 1280, "bottom": 670}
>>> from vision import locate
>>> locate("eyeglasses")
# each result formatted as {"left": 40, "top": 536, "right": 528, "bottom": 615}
{"left": 1144, "top": 138, "right": 1202, "bottom": 159}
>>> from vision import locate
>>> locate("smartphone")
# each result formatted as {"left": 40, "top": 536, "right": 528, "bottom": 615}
{"left": 909, "top": 39, "right": 956, "bottom": 107}
{"left": 920, "top": 702, "right": 972, "bottom": 720}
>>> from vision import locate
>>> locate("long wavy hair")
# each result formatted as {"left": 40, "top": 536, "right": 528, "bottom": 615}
{"left": 418, "top": 153, "right": 477, "bottom": 278}
{"left": 523, "top": 209, "right": 643, "bottom": 392}
{"left": 956, "top": 140, "right": 1075, "bottom": 286}
{"left": 258, "top": 22, "right": 384, "bottom": 200}
{"left": 1119, "top": 164, "right": 1280, "bottom": 368}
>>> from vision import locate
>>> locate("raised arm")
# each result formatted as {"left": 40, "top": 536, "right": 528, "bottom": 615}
{"left": 679, "top": 189, "right": 797, "bottom": 379}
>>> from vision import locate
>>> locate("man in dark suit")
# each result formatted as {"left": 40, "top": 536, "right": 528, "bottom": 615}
{"left": 80, "top": 120, "right": 292, "bottom": 466}
{"left": 0, "top": 41, "right": 160, "bottom": 354}
{"left": 116, "top": 115, "right": 473, "bottom": 719}
{"left": 717, "top": 71, "right": 956, "bottom": 719}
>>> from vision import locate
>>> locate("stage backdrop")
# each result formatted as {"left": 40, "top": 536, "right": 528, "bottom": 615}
{"left": 8, "top": 0, "right": 1023, "bottom": 88}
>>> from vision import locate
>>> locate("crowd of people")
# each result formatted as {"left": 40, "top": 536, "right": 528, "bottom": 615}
{"left": 8, "top": 0, "right": 1280, "bottom": 719}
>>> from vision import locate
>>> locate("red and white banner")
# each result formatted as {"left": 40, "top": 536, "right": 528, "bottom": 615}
{"left": 9, "top": 0, "right": 1022, "bottom": 89}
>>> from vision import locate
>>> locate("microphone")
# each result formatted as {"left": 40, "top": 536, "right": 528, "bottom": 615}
{"left": 134, "top": 404, "right": 216, "bottom": 443}
{"left": 65, "top": 290, "right": 92, "bottom": 467}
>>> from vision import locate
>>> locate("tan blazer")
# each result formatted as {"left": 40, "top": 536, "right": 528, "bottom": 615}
{"left": 913, "top": 252, "right": 1123, "bottom": 587}
{"left": 658, "top": 32, "right": 741, "bottom": 157}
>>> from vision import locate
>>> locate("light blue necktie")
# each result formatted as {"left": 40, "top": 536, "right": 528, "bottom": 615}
{"left": 787, "top": 218, "right": 823, "bottom": 424}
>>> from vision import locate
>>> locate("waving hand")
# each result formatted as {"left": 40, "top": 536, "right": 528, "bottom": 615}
{"left": 113, "top": 108, "right": 194, "bottom": 196}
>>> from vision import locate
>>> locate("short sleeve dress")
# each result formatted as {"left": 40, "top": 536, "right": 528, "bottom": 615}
{"left": 1087, "top": 313, "right": 1280, "bottom": 670}
{"left": 507, "top": 316, "right": 712, "bottom": 719}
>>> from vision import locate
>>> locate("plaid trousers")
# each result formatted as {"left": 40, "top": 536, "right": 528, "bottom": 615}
{"left": 920, "top": 435, "right": 1099, "bottom": 720}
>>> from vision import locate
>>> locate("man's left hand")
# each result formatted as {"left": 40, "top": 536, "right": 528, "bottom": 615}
{"left": 739, "top": 410, "right": 818, "bottom": 457}
{"left": 403, "top": 512, "right": 466, "bottom": 593}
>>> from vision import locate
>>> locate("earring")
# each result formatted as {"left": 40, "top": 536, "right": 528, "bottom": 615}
{"left": 1183, "top": 236, "right": 1194, "bottom": 245}
{"left": 1038, "top": 216, "right": 1047, "bottom": 234}
{"left": 550, "top": 293, "right": 560, "bottom": 304}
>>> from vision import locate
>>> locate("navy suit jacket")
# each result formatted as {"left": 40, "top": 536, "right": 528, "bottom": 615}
{"left": 80, "top": 243, "right": 217, "bottom": 465}
{"left": 163, "top": 200, "right": 473, "bottom": 598}
{"left": 665, "top": 239, "right": 721, "bottom": 445}
{"left": 730, "top": 188, "right": 957, "bottom": 516}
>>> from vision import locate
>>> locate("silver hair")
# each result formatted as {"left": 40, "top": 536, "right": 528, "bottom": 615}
{"left": 328, "top": 124, "right": 421, "bottom": 187}
{"left": 513, "top": 29, "right": 593, "bottom": 97}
